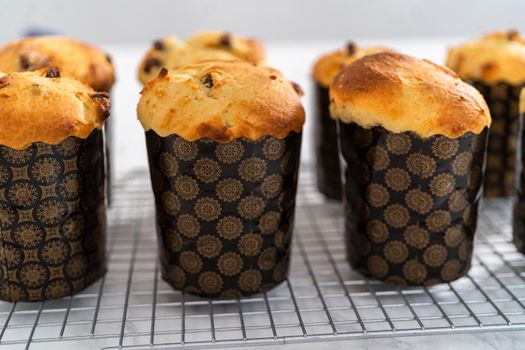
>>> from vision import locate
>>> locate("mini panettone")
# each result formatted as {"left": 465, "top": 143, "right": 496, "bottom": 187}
{"left": 138, "top": 61, "right": 304, "bottom": 141}
{"left": 331, "top": 52, "right": 491, "bottom": 286}
{"left": 139, "top": 61, "right": 304, "bottom": 297}
{"left": 446, "top": 31, "right": 525, "bottom": 197}
{"left": 313, "top": 43, "right": 392, "bottom": 87}
{"left": 311, "top": 42, "right": 392, "bottom": 200}
{"left": 331, "top": 52, "right": 491, "bottom": 137}
{"left": 446, "top": 31, "right": 525, "bottom": 85}
{"left": 0, "top": 36, "right": 115, "bottom": 92}
{"left": 138, "top": 31, "right": 265, "bottom": 84}
{"left": 0, "top": 69, "right": 110, "bottom": 149}
{"left": 0, "top": 67, "right": 108, "bottom": 302}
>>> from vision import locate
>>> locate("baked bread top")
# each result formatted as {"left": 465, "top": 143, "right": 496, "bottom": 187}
{"left": 138, "top": 31, "right": 265, "bottom": 84}
{"left": 0, "top": 36, "right": 115, "bottom": 92}
{"left": 446, "top": 31, "right": 525, "bottom": 85}
{"left": 313, "top": 42, "right": 392, "bottom": 87}
{"left": 0, "top": 68, "right": 110, "bottom": 149}
{"left": 137, "top": 61, "right": 304, "bottom": 142}
{"left": 330, "top": 52, "right": 491, "bottom": 138}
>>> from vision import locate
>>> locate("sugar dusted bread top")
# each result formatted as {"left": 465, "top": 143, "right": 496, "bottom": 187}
{"left": 330, "top": 52, "right": 491, "bottom": 138}
{"left": 312, "top": 42, "right": 392, "bottom": 87}
{"left": 446, "top": 31, "right": 525, "bottom": 85}
{"left": 138, "top": 31, "right": 265, "bottom": 84}
{"left": 0, "top": 36, "right": 115, "bottom": 92}
{"left": 0, "top": 69, "right": 110, "bottom": 149}
{"left": 137, "top": 61, "right": 304, "bottom": 142}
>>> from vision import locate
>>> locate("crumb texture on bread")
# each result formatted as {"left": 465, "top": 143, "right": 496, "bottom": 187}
{"left": 312, "top": 43, "right": 393, "bottom": 87}
{"left": 0, "top": 36, "right": 115, "bottom": 91}
{"left": 137, "top": 61, "right": 304, "bottom": 142}
{"left": 446, "top": 31, "right": 525, "bottom": 85}
{"left": 0, "top": 69, "right": 110, "bottom": 149}
{"left": 330, "top": 52, "right": 491, "bottom": 138}
{"left": 138, "top": 31, "right": 265, "bottom": 84}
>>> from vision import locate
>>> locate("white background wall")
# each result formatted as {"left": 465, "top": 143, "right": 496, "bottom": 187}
{"left": 1, "top": 0, "right": 525, "bottom": 44}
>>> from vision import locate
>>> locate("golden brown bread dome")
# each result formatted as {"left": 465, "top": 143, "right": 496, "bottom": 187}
{"left": 0, "top": 68, "right": 110, "bottom": 149}
{"left": 186, "top": 31, "right": 265, "bottom": 64}
{"left": 138, "top": 31, "right": 265, "bottom": 84}
{"left": 446, "top": 31, "right": 525, "bottom": 85}
{"left": 137, "top": 61, "right": 304, "bottom": 142}
{"left": 312, "top": 43, "right": 393, "bottom": 87}
{"left": 0, "top": 36, "right": 115, "bottom": 92}
{"left": 330, "top": 52, "right": 491, "bottom": 138}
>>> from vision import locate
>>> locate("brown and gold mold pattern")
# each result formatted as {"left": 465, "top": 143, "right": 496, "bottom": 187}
{"left": 312, "top": 82, "right": 341, "bottom": 200}
{"left": 330, "top": 52, "right": 491, "bottom": 286}
{"left": 0, "top": 131, "right": 106, "bottom": 302}
{"left": 146, "top": 131, "right": 301, "bottom": 298}
{"left": 338, "top": 123, "right": 487, "bottom": 285}
{"left": 467, "top": 81, "right": 522, "bottom": 197}
{"left": 446, "top": 31, "right": 525, "bottom": 197}
{"left": 0, "top": 36, "right": 116, "bottom": 205}
{"left": 311, "top": 43, "right": 393, "bottom": 200}
{"left": 512, "top": 88, "right": 525, "bottom": 253}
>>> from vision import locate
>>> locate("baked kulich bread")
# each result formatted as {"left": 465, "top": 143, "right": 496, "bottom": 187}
{"left": 513, "top": 87, "right": 525, "bottom": 253}
{"left": 331, "top": 52, "right": 491, "bottom": 138}
{"left": 331, "top": 52, "right": 490, "bottom": 286}
{"left": 446, "top": 31, "right": 525, "bottom": 85}
{"left": 138, "top": 61, "right": 304, "bottom": 142}
{"left": 186, "top": 31, "right": 265, "bottom": 64}
{"left": 138, "top": 31, "right": 265, "bottom": 84}
{"left": 446, "top": 31, "right": 525, "bottom": 197}
{"left": 0, "top": 67, "right": 108, "bottom": 302}
{"left": 139, "top": 61, "right": 304, "bottom": 298}
{"left": 0, "top": 36, "right": 115, "bottom": 92}
{"left": 0, "top": 35, "right": 116, "bottom": 205}
{"left": 313, "top": 43, "right": 392, "bottom": 88}
{"left": 311, "top": 42, "right": 392, "bottom": 200}
{"left": 0, "top": 68, "right": 110, "bottom": 149}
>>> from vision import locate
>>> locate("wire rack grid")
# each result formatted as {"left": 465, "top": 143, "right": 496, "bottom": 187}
{"left": 0, "top": 165, "right": 525, "bottom": 349}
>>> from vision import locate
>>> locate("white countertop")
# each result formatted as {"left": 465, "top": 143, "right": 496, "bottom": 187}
{"left": 254, "top": 330, "right": 525, "bottom": 350}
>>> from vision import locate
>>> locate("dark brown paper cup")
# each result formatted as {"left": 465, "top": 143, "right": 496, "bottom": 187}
{"left": 470, "top": 81, "right": 522, "bottom": 198}
{"left": 0, "top": 130, "right": 107, "bottom": 302}
{"left": 338, "top": 122, "right": 487, "bottom": 286}
{"left": 314, "top": 83, "right": 342, "bottom": 200}
{"left": 512, "top": 111, "right": 525, "bottom": 253}
{"left": 104, "top": 90, "right": 113, "bottom": 206}
{"left": 145, "top": 131, "right": 301, "bottom": 298}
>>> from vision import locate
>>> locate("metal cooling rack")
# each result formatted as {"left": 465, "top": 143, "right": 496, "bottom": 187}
{"left": 1, "top": 165, "right": 525, "bottom": 350}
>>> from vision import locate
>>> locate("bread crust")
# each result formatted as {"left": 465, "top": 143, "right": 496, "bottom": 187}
{"left": 313, "top": 44, "right": 392, "bottom": 87}
{"left": 138, "top": 31, "right": 265, "bottom": 84}
{"left": 0, "top": 36, "right": 115, "bottom": 92}
{"left": 137, "top": 61, "right": 304, "bottom": 142}
{"left": 446, "top": 31, "right": 525, "bottom": 85}
{"left": 0, "top": 69, "right": 110, "bottom": 149}
{"left": 330, "top": 52, "right": 491, "bottom": 138}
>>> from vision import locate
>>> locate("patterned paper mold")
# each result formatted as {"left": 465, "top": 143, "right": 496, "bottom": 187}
{"left": 314, "top": 84, "right": 342, "bottom": 200}
{"left": 146, "top": 131, "right": 301, "bottom": 298}
{"left": 470, "top": 81, "right": 523, "bottom": 197}
{"left": 513, "top": 109, "right": 525, "bottom": 253}
{"left": 338, "top": 122, "right": 488, "bottom": 286}
{"left": 0, "top": 130, "right": 106, "bottom": 302}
